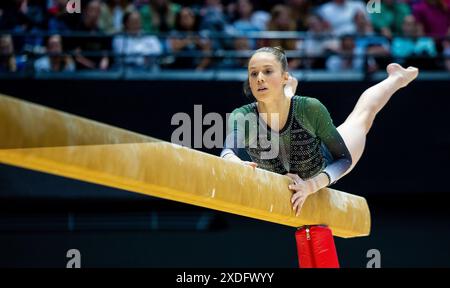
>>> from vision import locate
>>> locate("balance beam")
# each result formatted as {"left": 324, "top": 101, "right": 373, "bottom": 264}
{"left": 0, "top": 94, "right": 370, "bottom": 238}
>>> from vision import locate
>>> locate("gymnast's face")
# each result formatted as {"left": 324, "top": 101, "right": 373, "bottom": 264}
{"left": 248, "top": 52, "right": 289, "bottom": 101}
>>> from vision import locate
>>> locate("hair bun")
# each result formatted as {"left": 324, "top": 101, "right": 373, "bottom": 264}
{"left": 273, "top": 46, "right": 285, "bottom": 54}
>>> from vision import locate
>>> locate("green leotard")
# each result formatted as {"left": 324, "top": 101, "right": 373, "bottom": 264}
{"left": 221, "top": 95, "right": 352, "bottom": 184}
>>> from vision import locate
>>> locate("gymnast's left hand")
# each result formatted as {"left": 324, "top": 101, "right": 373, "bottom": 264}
{"left": 286, "top": 173, "right": 317, "bottom": 216}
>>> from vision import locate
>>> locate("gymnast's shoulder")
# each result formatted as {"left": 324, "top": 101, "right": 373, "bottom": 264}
{"left": 229, "top": 102, "right": 256, "bottom": 116}
{"left": 293, "top": 95, "right": 328, "bottom": 111}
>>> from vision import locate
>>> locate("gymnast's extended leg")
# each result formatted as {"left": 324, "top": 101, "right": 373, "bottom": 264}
{"left": 336, "top": 63, "right": 419, "bottom": 178}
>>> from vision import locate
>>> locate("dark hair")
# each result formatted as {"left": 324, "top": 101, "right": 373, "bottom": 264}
{"left": 174, "top": 7, "right": 199, "bottom": 32}
{"left": 243, "top": 46, "right": 288, "bottom": 99}
{"left": 122, "top": 11, "right": 133, "bottom": 27}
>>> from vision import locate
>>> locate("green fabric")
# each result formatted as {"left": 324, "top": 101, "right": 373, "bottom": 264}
{"left": 370, "top": 2, "right": 411, "bottom": 34}
{"left": 228, "top": 96, "right": 337, "bottom": 143}
{"left": 225, "top": 96, "right": 352, "bottom": 182}
{"left": 139, "top": 3, "right": 181, "bottom": 33}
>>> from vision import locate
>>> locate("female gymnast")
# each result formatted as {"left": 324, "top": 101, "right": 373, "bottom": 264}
{"left": 221, "top": 46, "right": 418, "bottom": 216}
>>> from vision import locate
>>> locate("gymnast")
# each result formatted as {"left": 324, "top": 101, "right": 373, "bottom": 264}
{"left": 221, "top": 46, "right": 418, "bottom": 216}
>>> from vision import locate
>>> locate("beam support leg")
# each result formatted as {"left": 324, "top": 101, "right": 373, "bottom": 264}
{"left": 295, "top": 225, "right": 340, "bottom": 268}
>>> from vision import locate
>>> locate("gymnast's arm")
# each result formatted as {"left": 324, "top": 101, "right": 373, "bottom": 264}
{"left": 220, "top": 131, "right": 258, "bottom": 168}
{"left": 220, "top": 110, "right": 258, "bottom": 167}
{"left": 311, "top": 98, "right": 352, "bottom": 186}
{"left": 221, "top": 150, "right": 241, "bottom": 162}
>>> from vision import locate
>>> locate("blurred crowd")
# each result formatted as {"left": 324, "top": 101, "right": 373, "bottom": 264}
{"left": 1, "top": 0, "right": 450, "bottom": 73}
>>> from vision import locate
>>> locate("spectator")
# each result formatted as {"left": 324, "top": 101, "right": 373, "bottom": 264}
{"left": 225, "top": 0, "right": 270, "bottom": 31}
{"left": 354, "top": 11, "right": 391, "bottom": 72}
{"left": 265, "top": 4, "right": 300, "bottom": 68}
{"left": 226, "top": 36, "right": 251, "bottom": 68}
{"left": 166, "top": 7, "right": 212, "bottom": 70}
{"left": 34, "top": 34, "right": 75, "bottom": 72}
{"left": 354, "top": 10, "right": 374, "bottom": 36}
{"left": 0, "top": 0, "right": 46, "bottom": 32}
{"left": 298, "top": 14, "right": 338, "bottom": 69}
{"left": 317, "top": 0, "right": 366, "bottom": 36}
{"left": 370, "top": 0, "right": 411, "bottom": 39}
{"left": 199, "top": 0, "right": 232, "bottom": 49}
{"left": 139, "top": 0, "right": 181, "bottom": 33}
{"left": 69, "top": 0, "right": 111, "bottom": 70}
{"left": 47, "top": 0, "right": 80, "bottom": 32}
{"left": 231, "top": 0, "right": 260, "bottom": 49}
{"left": 112, "top": 11, "right": 162, "bottom": 70}
{"left": 0, "top": 34, "right": 27, "bottom": 72}
{"left": 413, "top": 0, "right": 450, "bottom": 38}
{"left": 222, "top": 0, "right": 259, "bottom": 67}
{"left": 232, "top": 0, "right": 259, "bottom": 34}
{"left": 391, "top": 15, "right": 437, "bottom": 68}
{"left": 0, "top": 0, "right": 46, "bottom": 53}
{"left": 285, "top": 0, "right": 312, "bottom": 32}
{"left": 326, "top": 34, "right": 365, "bottom": 72}
{"left": 265, "top": 4, "right": 297, "bottom": 50}
{"left": 199, "top": 0, "right": 227, "bottom": 30}
{"left": 99, "top": 0, "right": 136, "bottom": 34}
{"left": 249, "top": 3, "right": 270, "bottom": 31}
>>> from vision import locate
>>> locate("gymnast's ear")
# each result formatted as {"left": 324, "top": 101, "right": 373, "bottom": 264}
{"left": 282, "top": 71, "right": 290, "bottom": 85}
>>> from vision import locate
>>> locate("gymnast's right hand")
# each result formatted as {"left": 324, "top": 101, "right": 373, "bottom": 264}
{"left": 223, "top": 153, "right": 258, "bottom": 168}
{"left": 241, "top": 161, "right": 258, "bottom": 168}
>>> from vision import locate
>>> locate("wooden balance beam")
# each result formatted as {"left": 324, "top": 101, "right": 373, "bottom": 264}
{"left": 0, "top": 93, "right": 370, "bottom": 238}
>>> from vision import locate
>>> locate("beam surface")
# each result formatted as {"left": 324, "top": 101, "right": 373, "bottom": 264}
{"left": 0, "top": 94, "right": 370, "bottom": 238}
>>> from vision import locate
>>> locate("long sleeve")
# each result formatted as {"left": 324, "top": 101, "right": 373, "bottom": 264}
{"left": 309, "top": 98, "right": 352, "bottom": 185}
{"left": 220, "top": 107, "right": 249, "bottom": 158}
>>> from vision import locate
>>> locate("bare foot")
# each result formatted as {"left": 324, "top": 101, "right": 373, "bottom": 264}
{"left": 387, "top": 63, "right": 419, "bottom": 88}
